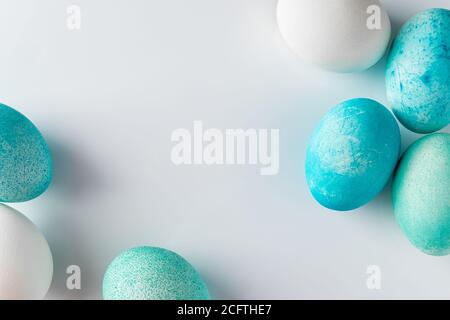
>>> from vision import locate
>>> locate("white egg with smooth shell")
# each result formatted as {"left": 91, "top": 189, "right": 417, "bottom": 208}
{"left": 0, "top": 204, "right": 53, "bottom": 299}
{"left": 277, "top": 0, "right": 391, "bottom": 72}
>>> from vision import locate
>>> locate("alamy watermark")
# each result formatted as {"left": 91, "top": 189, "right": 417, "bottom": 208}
{"left": 366, "top": 265, "right": 381, "bottom": 290}
{"left": 66, "top": 265, "right": 81, "bottom": 290}
{"left": 171, "top": 121, "right": 279, "bottom": 176}
{"left": 366, "top": 5, "right": 382, "bottom": 30}
{"left": 67, "top": 5, "right": 81, "bottom": 30}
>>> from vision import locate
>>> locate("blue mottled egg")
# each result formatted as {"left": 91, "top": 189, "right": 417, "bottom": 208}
{"left": 103, "top": 246, "right": 210, "bottom": 300}
{"left": 393, "top": 133, "right": 450, "bottom": 256}
{"left": 386, "top": 8, "right": 450, "bottom": 133}
{"left": 305, "top": 98, "right": 401, "bottom": 211}
{"left": 0, "top": 103, "right": 52, "bottom": 202}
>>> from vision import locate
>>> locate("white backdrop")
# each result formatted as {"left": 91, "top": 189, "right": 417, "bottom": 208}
{"left": 0, "top": 0, "right": 449, "bottom": 299}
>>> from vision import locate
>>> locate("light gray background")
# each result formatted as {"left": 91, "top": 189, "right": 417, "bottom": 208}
{"left": 0, "top": 0, "right": 449, "bottom": 300}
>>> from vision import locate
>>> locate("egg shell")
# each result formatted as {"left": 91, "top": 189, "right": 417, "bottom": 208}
{"left": 305, "top": 98, "right": 401, "bottom": 211}
{"left": 0, "top": 204, "right": 53, "bottom": 299}
{"left": 277, "top": 0, "right": 391, "bottom": 72}
{"left": 103, "top": 246, "right": 210, "bottom": 300}
{"left": 393, "top": 133, "right": 450, "bottom": 256}
{"left": 386, "top": 8, "right": 450, "bottom": 133}
{"left": 0, "top": 103, "right": 52, "bottom": 202}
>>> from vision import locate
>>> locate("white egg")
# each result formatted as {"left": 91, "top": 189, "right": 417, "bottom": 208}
{"left": 0, "top": 204, "right": 53, "bottom": 299}
{"left": 277, "top": 0, "right": 391, "bottom": 72}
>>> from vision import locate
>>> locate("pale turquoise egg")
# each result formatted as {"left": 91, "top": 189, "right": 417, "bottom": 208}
{"left": 386, "top": 8, "right": 450, "bottom": 133}
{"left": 0, "top": 103, "right": 52, "bottom": 202}
{"left": 103, "top": 246, "right": 210, "bottom": 300}
{"left": 305, "top": 98, "right": 401, "bottom": 211}
{"left": 393, "top": 133, "right": 450, "bottom": 256}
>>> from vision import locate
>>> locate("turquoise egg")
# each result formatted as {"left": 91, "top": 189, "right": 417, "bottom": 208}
{"left": 305, "top": 98, "right": 401, "bottom": 211}
{"left": 393, "top": 133, "right": 450, "bottom": 256}
{"left": 0, "top": 103, "right": 52, "bottom": 202}
{"left": 386, "top": 8, "right": 450, "bottom": 133}
{"left": 103, "top": 246, "right": 210, "bottom": 300}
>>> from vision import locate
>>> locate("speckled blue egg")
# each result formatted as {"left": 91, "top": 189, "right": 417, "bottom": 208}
{"left": 386, "top": 8, "right": 450, "bottom": 133}
{"left": 393, "top": 133, "right": 450, "bottom": 256}
{"left": 0, "top": 103, "right": 52, "bottom": 202}
{"left": 305, "top": 98, "right": 401, "bottom": 211}
{"left": 103, "top": 246, "right": 210, "bottom": 300}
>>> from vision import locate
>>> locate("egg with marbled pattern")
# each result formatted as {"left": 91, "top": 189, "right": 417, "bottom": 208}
{"left": 386, "top": 8, "right": 450, "bottom": 133}
{"left": 103, "top": 246, "right": 210, "bottom": 300}
{"left": 305, "top": 98, "right": 401, "bottom": 211}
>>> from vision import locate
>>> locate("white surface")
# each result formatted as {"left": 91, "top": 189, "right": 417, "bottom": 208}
{"left": 0, "top": 0, "right": 448, "bottom": 300}
{"left": 0, "top": 204, "right": 53, "bottom": 299}
{"left": 277, "top": 0, "right": 391, "bottom": 72}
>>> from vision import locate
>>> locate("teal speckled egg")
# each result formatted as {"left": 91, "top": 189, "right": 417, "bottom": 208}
{"left": 103, "top": 246, "right": 210, "bottom": 300}
{"left": 305, "top": 98, "right": 401, "bottom": 211}
{"left": 0, "top": 103, "right": 52, "bottom": 202}
{"left": 386, "top": 8, "right": 450, "bottom": 133}
{"left": 393, "top": 133, "right": 450, "bottom": 256}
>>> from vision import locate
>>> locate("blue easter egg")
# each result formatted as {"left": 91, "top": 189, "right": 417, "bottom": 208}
{"left": 0, "top": 103, "right": 52, "bottom": 202}
{"left": 393, "top": 133, "right": 450, "bottom": 256}
{"left": 386, "top": 8, "right": 450, "bottom": 133}
{"left": 103, "top": 246, "right": 210, "bottom": 300}
{"left": 305, "top": 98, "right": 401, "bottom": 211}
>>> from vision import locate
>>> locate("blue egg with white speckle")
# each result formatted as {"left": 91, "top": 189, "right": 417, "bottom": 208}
{"left": 393, "top": 133, "right": 450, "bottom": 256}
{"left": 103, "top": 246, "right": 210, "bottom": 300}
{"left": 386, "top": 8, "right": 450, "bottom": 133}
{"left": 305, "top": 98, "right": 401, "bottom": 211}
{"left": 0, "top": 103, "right": 52, "bottom": 202}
